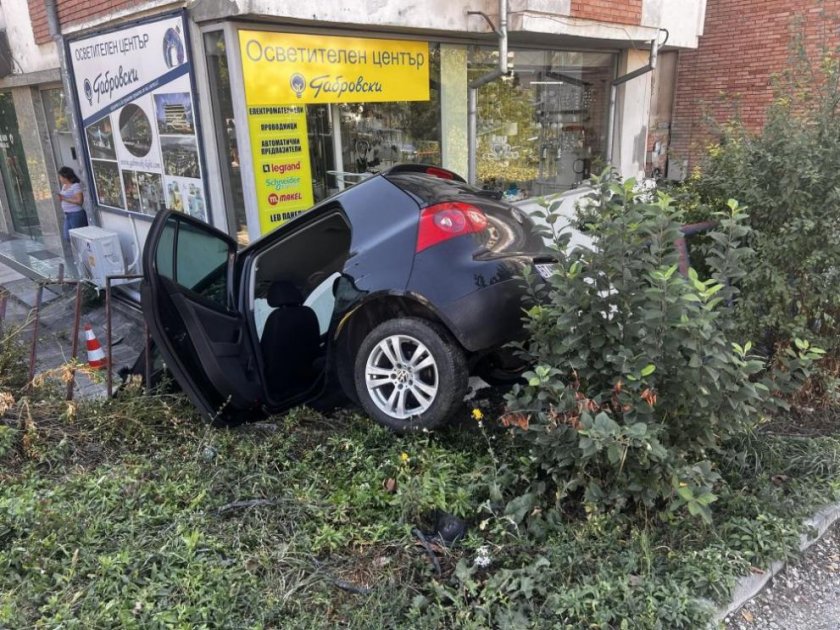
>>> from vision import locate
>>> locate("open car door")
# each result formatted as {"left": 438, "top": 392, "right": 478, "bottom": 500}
{"left": 141, "top": 210, "right": 265, "bottom": 425}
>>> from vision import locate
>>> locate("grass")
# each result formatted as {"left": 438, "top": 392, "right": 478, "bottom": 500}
{"left": 0, "top": 367, "right": 493, "bottom": 628}
{"left": 1, "top": 337, "right": 839, "bottom": 628}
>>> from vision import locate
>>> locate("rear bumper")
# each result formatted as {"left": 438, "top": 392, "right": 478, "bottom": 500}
{"left": 436, "top": 276, "right": 529, "bottom": 352}
{"left": 406, "top": 238, "right": 546, "bottom": 353}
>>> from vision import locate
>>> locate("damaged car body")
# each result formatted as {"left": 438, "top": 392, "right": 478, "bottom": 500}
{"left": 141, "top": 165, "right": 555, "bottom": 432}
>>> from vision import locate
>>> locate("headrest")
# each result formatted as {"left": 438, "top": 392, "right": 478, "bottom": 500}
{"left": 267, "top": 281, "right": 303, "bottom": 307}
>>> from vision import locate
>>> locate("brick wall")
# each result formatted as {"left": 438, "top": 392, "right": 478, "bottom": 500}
{"left": 28, "top": 1, "right": 48, "bottom": 45}
{"left": 571, "top": 0, "right": 643, "bottom": 26}
{"left": 670, "top": 0, "right": 840, "bottom": 173}
{"left": 28, "top": 0, "right": 148, "bottom": 45}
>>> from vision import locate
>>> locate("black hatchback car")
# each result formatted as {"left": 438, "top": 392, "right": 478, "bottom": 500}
{"left": 141, "top": 165, "right": 555, "bottom": 432}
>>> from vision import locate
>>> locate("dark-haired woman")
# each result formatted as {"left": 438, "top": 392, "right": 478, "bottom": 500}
{"left": 56, "top": 166, "right": 88, "bottom": 241}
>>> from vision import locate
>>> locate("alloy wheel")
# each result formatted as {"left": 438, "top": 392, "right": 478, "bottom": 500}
{"left": 364, "top": 334, "right": 438, "bottom": 420}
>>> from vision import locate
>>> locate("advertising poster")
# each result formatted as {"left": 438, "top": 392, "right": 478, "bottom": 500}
{"left": 246, "top": 105, "right": 314, "bottom": 233}
{"left": 68, "top": 13, "right": 207, "bottom": 222}
{"left": 239, "top": 31, "right": 430, "bottom": 234}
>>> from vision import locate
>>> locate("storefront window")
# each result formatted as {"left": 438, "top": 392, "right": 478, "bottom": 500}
{"left": 237, "top": 30, "right": 440, "bottom": 235}
{"left": 305, "top": 104, "right": 336, "bottom": 201}
{"left": 469, "top": 48, "right": 614, "bottom": 198}
{"left": 290, "top": 88, "right": 444, "bottom": 203}
{"left": 0, "top": 92, "right": 40, "bottom": 237}
{"left": 42, "top": 89, "right": 70, "bottom": 133}
{"left": 316, "top": 46, "right": 442, "bottom": 197}
{"left": 336, "top": 49, "right": 441, "bottom": 173}
{"left": 204, "top": 30, "right": 249, "bottom": 245}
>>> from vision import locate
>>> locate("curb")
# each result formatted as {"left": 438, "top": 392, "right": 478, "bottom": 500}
{"left": 711, "top": 499, "right": 840, "bottom": 624}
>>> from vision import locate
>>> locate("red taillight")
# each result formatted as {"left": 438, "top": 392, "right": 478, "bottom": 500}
{"left": 416, "top": 202, "right": 488, "bottom": 253}
{"left": 425, "top": 166, "right": 455, "bottom": 180}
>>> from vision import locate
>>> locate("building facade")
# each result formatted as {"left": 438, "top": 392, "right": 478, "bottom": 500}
{"left": 0, "top": 0, "right": 64, "bottom": 246}
{"left": 0, "top": 0, "right": 707, "bottom": 279}
{"left": 669, "top": 0, "right": 840, "bottom": 178}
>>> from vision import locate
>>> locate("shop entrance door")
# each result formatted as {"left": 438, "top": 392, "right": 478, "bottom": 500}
{"left": 41, "top": 88, "right": 79, "bottom": 175}
{"left": 0, "top": 92, "right": 40, "bottom": 237}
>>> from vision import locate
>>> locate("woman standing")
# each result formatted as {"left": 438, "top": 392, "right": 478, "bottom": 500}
{"left": 56, "top": 166, "right": 88, "bottom": 241}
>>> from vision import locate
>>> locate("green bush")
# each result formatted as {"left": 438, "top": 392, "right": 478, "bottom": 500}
{"left": 501, "top": 172, "right": 767, "bottom": 522}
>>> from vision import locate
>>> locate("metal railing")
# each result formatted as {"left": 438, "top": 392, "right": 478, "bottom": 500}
{"left": 0, "top": 264, "right": 151, "bottom": 400}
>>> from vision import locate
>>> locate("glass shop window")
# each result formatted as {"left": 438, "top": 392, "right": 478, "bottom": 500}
{"left": 310, "top": 46, "right": 442, "bottom": 198}
{"left": 0, "top": 91, "right": 40, "bottom": 237}
{"left": 468, "top": 48, "right": 615, "bottom": 199}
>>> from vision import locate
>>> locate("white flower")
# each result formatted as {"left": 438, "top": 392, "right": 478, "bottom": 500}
{"left": 473, "top": 545, "right": 492, "bottom": 568}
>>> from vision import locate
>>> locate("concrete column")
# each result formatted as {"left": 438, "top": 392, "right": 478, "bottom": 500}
{"left": 440, "top": 45, "right": 469, "bottom": 178}
{"left": 614, "top": 48, "right": 652, "bottom": 180}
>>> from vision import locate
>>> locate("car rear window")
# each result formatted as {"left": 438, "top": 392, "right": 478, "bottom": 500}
{"left": 384, "top": 173, "right": 486, "bottom": 207}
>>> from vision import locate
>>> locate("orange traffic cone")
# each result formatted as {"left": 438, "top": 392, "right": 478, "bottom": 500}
{"left": 84, "top": 323, "right": 107, "bottom": 370}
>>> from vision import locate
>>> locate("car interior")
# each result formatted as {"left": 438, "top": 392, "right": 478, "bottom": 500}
{"left": 248, "top": 210, "right": 352, "bottom": 402}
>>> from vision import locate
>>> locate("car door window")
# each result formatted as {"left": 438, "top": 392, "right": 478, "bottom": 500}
{"left": 254, "top": 272, "right": 339, "bottom": 339}
{"left": 251, "top": 211, "right": 352, "bottom": 338}
{"left": 303, "top": 271, "right": 341, "bottom": 335}
{"left": 155, "top": 215, "right": 231, "bottom": 309}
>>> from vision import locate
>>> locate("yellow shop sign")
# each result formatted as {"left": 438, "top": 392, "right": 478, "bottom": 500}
{"left": 239, "top": 31, "right": 430, "bottom": 104}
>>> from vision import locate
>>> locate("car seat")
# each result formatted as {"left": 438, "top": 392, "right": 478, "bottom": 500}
{"left": 260, "top": 281, "right": 320, "bottom": 397}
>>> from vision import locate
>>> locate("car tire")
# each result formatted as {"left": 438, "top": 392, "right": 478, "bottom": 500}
{"left": 354, "top": 317, "right": 467, "bottom": 433}
{"left": 474, "top": 351, "right": 529, "bottom": 387}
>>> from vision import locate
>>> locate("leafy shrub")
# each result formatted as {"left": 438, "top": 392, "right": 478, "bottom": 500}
{"left": 501, "top": 172, "right": 767, "bottom": 521}
{"left": 684, "top": 39, "right": 840, "bottom": 376}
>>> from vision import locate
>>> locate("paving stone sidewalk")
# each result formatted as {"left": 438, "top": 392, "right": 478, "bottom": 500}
{"left": 0, "top": 264, "right": 147, "bottom": 399}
